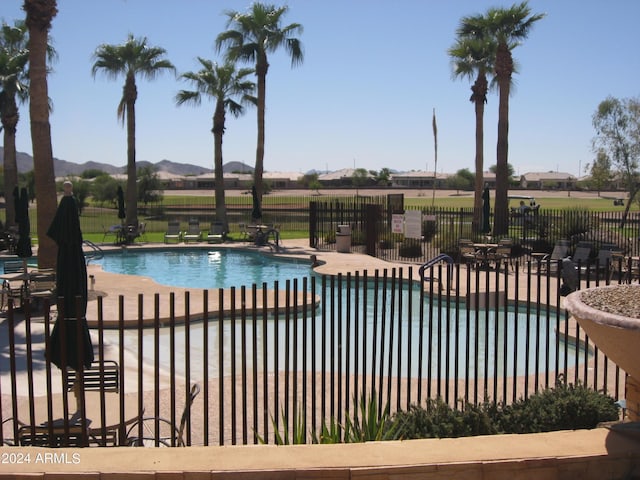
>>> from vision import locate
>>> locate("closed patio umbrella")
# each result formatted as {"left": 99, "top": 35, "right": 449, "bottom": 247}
{"left": 481, "top": 186, "right": 491, "bottom": 234}
{"left": 46, "top": 191, "right": 94, "bottom": 373}
{"left": 15, "top": 187, "right": 32, "bottom": 260}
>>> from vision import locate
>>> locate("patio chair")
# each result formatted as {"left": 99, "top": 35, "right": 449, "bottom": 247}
{"left": 205, "top": 221, "right": 226, "bottom": 244}
{"left": 458, "top": 239, "right": 478, "bottom": 269}
{"left": 164, "top": 221, "right": 182, "bottom": 244}
{"left": 126, "top": 383, "right": 200, "bottom": 447}
{"left": 238, "top": 223, "right": 250, "bottom": 241}
{"left": 102, "top": 224, "right": 122, "bottom": 244}
{"left": 136, "top": 222, "right": 148, "bottom": 242}
{"left": 182, "top": 218, "right": 202, "bottom": 243}
{"left": 489, "top": 238, "right": 514, "bottom": 271}
{"left": 65, "top": 360, "right": 120, "bottom": 393}
{"left": 28, "top": 271, "right": 56, "bottom": 310}
{"left": 17, "top": 422, "right": 90, "bottom": 447}
{"left": 571, "top": 242, "right": 593, "bottom": 270}
{"left": 538, "top": 240, "right": 570, "bottom": 274}
{"left": 1, "top": 260, "right": 28, "bottom": 310}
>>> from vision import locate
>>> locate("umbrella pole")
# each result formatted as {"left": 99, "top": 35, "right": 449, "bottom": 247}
{"left": 72, "top": 378, "right": 81, "bottom": 412}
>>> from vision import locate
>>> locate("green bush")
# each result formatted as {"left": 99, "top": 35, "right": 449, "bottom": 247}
{"left": 499, "top": 381, "right": 620, "bottom": 434}
{"left": 392, "top": 398, "right": 500, "bottom": 439}
{"left": 391, "top": 381, "right": 619, "bottom": 440}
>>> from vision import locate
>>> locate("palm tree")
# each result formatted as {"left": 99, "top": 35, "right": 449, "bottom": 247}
{"left": 0, "top": 20, "right": 29, "bottom": 228}
{"left": 216, "top": 2, "right": 303, "bottom": 202}
{"left": 176, "top": 59, "right": 256, "bottom": 233}
{"left": 471, "top": 2, "right": 544, "bottom": 235}
{"left": 23, "top": 0, "right": 58, "bottom": 269}
{"left": 91, "top": 34, "right": 175, "bottom": 228}
{"left": 448, "top": 33, "right": 496, "bottom": 233}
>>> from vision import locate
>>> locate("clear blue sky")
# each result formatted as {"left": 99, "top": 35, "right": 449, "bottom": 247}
{"left": 3, "top": 0, "right": 639, "bottom": 177}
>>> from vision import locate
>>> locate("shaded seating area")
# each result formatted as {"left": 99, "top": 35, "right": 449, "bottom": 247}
{"left": 205, "top": 221, "right": 226, "bottom": 243}
{"left": 164, "top": 221, "right": 182, "bottom": 244}
{"left": 182, "top": 218, "right": 203, "bottom": 243}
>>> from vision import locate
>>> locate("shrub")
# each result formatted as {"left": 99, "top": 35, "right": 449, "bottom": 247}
{"left": 499, "top": 380, "right": 620, "bottom": 433}
{"left": 390, "top": 381, "right": 619, "bottom": 440}
{"left": 392, "top": 398, "right": 500, "bottom": 439}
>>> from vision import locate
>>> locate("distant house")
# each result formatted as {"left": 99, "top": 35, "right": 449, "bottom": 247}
{"left": 263, "top": 171, "right": 303, "bottom": 189}
{"left": 318, "top": 168, "right": 374, "bottom": 187}
{"left": 519, "top": 172, "right": 577, "bottom": 190}
{"left": 390, "top": 170, "right": 449, "bottom": 189}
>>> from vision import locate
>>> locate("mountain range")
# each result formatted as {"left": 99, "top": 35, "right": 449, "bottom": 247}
{"left": 0, "top": 147, "right": 254, "bottom": 177}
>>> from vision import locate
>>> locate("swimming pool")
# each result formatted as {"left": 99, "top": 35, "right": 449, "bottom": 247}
{"left": 94, "top": 248, "right": 314, "bottom": 289}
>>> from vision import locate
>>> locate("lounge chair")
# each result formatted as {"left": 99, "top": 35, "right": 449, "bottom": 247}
{"left": 205, "top": 222, "right": 226, "bottom": 244}
{"left": 538, "top": 240, "right": 570, "bottom": 273}
{"left": 182, "top": 218, "right": 202, "bottom": 243}
{"left": 571, "top": 242, "right": 593, "bottom": 269}
{"left": 164, "top": 221, "right": 182, "bottom": 244}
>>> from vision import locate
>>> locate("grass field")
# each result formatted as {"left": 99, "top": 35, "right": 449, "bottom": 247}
{"left": 8, "top": 188, "right": 638, "bottom": 245}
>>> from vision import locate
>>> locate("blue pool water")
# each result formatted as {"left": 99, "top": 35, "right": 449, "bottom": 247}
{"left": 95, "top": 248, "right": 579, "bottom": 380}
{"left": 94, "top": 248, "right": 314, "bottom": 289}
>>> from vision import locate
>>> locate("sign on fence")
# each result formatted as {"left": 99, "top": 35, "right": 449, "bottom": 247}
{"left": 392, "top": 214, "right": 404, "bottom": 234}
{"left": 405, "top": 210, "right": 422, "bottom": 239}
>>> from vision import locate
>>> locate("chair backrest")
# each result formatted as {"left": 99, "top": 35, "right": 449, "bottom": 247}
{"left": 3, "top": 260, "right": 23, "bottom": 274}
{"left": 572, "top": 245, "right": 592, "bottom": 264}
{"left": 596, "top": 248, "right": 621, "bottom": 268}
{"left": 187, "top": 219, "right": 200, "bottom": 234}
{"left": 138, "top": 222, "right": 146, "bottom": 234}
{"left": 549, "top": 243, "right": 569, "bottom": 261}
{"left": 166, "top": 221, "right": 180, "bottom": 234}
{"left": 210, "top": 222, "right": 225, "bottom": 235}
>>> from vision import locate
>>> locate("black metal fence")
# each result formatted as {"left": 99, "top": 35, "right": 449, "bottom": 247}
{"left": 310, "top": 196, "right": 640, "bottom": 263}
{"left": 0, "top": 259, "right": 629, "bottom": 447}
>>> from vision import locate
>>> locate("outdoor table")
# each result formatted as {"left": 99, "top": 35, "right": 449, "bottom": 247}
{"left": 473, "top": 243, "right": 498, "bottom": 269}
{"left": 15, "top": 391, "right": 141, "bottom": 447}
{"left": 530, "top": 252, "right": 548, "bottom": 271}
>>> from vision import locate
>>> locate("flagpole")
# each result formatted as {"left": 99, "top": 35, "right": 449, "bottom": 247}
{"left": 431, "top": 108, "right": 438, "bottom": 206}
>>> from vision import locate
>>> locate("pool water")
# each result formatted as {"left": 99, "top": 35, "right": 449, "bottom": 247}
{"left": 95, "top": 248, "right": 314, "bottom": 289}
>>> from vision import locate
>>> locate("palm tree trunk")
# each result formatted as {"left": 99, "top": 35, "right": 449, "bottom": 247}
{"left": 472, "top": 75, "right": 487, "bottom": 233}
{"left": 493, "top": 44, "right": 512, "bottom": 236}
{"left": 213, "top": 102, "right": 228, "bottom": 232}
{"left": 125, "top": 96, "right": 138, "bottom": 228}
{"left": 254, "top": 61, "right": 267, "bottom": 201}
{"left": 2, "top": 110, "right": 19, "bottom": 227}
{"left": 25, "top": 0, "right": 58, "bottom": 269}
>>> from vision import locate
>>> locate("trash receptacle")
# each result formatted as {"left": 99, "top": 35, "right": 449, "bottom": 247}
{"left": 336, "top": 225, "right": 351, "bottom": 253}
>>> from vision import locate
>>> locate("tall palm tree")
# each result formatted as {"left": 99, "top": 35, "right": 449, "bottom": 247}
{"left": 0, "top": 20, "right": 29, "bottom": 227}
{"left": 23, "top": 0, "right": 58, "bottom": 269}
{"left": 216, "top": 2, "right": 303, "bottom": 202}
{"left": 448, "top": 33, "right": 496, "bottom": 233}
{"left": 176, "top": 59, "right": 256, "bottom": 233}
{"left": 91, "top": 34, "right": 175, "bottom": 228}
{"left": 473, "top": 2, "right": 544, "bottom": 235}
